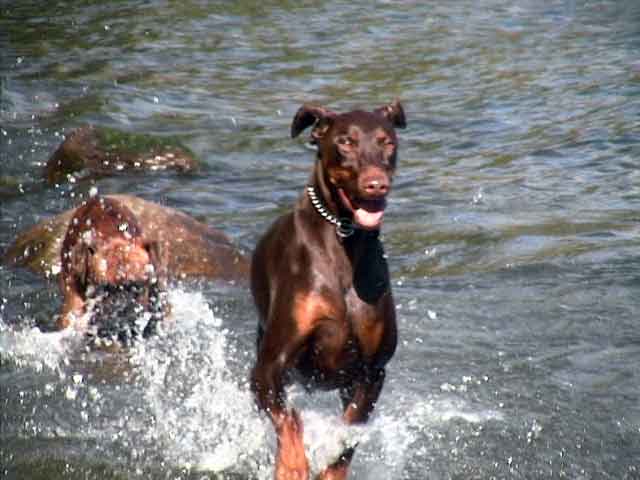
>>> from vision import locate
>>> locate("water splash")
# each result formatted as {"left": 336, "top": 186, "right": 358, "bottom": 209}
{"left": 128, "top": 289, "right": 426, "bottom": 478}
{"left": 0, "top": 288, "right": 506, "bottom": 478}
{"left": 130, "top": 289, "right": 272, "bottom": 477}
{"left": 0, "top": 318, "right": 76, "bottom": 373}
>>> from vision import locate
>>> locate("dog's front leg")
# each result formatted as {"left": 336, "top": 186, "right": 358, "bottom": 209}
{"left": 252, "top": 329, "right": 310, "bottom": 480}
{"left": 274, "top": 408, "right": 309, "bottom": 480}
{"left": 316, "top": 369, "right": 386, "bottom": 480}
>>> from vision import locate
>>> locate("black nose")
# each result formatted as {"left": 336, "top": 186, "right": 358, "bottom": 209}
{"left": 363, "top": 176, "right": 390, "bottom": 196}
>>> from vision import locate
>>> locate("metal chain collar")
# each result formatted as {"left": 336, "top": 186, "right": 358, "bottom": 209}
{"left": 306, "top": 185, "right": 355, "bottom": 238}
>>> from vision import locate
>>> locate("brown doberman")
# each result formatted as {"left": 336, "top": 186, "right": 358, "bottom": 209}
{"left": 251, "top": 101, "right": 406, "bottom": 479}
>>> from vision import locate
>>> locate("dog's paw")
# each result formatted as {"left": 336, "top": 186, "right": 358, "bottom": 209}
{"left": 315, "top": 464, "right": 349, "bottom": 480}
{"left": 275, "top": 463, "right": 310, "bottom": 480}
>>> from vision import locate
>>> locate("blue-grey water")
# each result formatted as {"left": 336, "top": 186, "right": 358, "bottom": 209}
{"left": 1, "top": 1, "right": 640, "bottom": 479}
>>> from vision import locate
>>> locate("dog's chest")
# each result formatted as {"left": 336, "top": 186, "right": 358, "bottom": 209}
{"left": 344, "top": 286, "right": 387, "bottom": 358}
{"left": 297, "top": 287, "right": 386, "bottom": 387}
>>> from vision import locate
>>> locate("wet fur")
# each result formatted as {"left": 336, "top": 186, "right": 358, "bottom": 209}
{"left": 58, "top": 196, "right": 167, "bottom": 342}
{"left": 251, "top": 101, "right": 406, "bottom": 479}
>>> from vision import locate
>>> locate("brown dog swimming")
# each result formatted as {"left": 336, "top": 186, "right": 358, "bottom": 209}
{"left": 250, "top": 101, "right": 406, "bottom": 479}
{"left": 58, "top": 196, "right": 166, "bottom": 344}
{"left": 3, "top": 194, "right": 249, "bottom": 284}
{"left": 3, "top": 194, "right": 250, "bottom": 344}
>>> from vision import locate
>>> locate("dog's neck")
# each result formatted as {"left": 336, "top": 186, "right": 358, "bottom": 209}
{"left": 310, "top": 160, "right": 347, "bottom": 217}
{"left": 305, "top": 161, "right": 356, "bottom": 237}
{"left": 306, "top": 162, "right": 388, "bottom": 301}
{"left": 303, "top": 181, "right": 389, "bottom": 302}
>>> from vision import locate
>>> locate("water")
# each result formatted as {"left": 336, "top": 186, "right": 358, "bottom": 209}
{"left": 1, "top": 0, "right": 640, "bottom": 478}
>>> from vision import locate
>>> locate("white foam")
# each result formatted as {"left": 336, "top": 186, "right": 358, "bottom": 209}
{"left": 132, "top": 289, "right": 271, "bottom": 477}
{"left": 302, "top": 410, "right": 367, "bottom": 472}
{"left": 0, "top": 319, "right": 77, "bottom": 373}
{"left": 406, "top": 396, "right": 503, "bottom": 426}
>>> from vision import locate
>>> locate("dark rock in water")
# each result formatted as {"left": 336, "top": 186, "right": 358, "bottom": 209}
{"left": 44, "top": 125, "right": 199, "bottom": 184}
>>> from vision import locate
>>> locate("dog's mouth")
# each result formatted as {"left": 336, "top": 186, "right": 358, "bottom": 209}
{"left": 85, "top": 281, "right": 164, "bottom": 346}
{"left": 338, "top": 189, "right": 387, "bottom": 230}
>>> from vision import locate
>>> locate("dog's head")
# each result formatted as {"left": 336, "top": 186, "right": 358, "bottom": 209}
{"left": 62, "top": 197, "right": 161, "bottom": 294}
{"left": 291, "top": 100, "right": 406, "bottom": 230}
{"left": 61, "top": 196, "right": 166, "bottom": 343}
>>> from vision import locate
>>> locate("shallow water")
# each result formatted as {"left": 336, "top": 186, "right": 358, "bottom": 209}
{"left": 2, "top": 0, "right": 640, "bottom": 478}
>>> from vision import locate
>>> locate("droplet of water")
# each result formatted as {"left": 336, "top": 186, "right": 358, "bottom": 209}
{"left": 65, "top": 386, "right": 77, "bottom": 400}
{"left": 472, "top": 188, "right": 484, "bottom": 204}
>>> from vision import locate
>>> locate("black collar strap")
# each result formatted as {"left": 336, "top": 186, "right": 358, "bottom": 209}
{"left": 306, "top": 185, "right": 355, "bottom": 238}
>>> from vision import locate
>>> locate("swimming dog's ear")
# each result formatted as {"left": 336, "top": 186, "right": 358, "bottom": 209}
{"left": 144, "top": 241, "right": 160, "bottom": 266}
{"left": 144, "top": 240, "right": 165, "bottom": 284}
{"left": 70, "top": 242, "right": 92, "bottom": 292}
{"left": 291, "top": 104, "right": 336, "bottom": 139}
{"left": 374, "top": 100, "right": 407, "bottom": 129}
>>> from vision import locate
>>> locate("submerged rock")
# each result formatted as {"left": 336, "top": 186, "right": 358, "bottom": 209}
{"left": 2, "top": 195, "right": 249, "bottom": 283}
{"left": 44, "top": 125, "right": 199, "bottom": 184}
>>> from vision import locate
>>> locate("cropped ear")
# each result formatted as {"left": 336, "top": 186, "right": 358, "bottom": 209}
{"left": 374, "top": 100, "right": 407, "bottom": 129}
{"left": 291, "top": 104, "right": 336, "bottom": 138}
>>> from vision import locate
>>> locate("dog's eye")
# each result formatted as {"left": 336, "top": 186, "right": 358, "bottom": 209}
{"left": 378, "top": 137, "right": 395, "bottom": 148}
